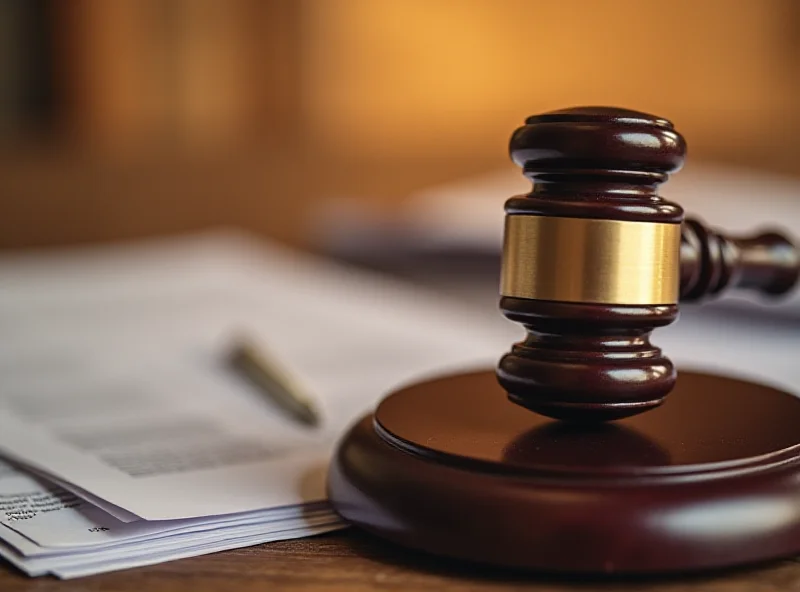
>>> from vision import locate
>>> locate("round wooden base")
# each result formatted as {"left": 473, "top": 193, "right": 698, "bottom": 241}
{"left": 327, "top": 369, "right": 800, "bottom": 574}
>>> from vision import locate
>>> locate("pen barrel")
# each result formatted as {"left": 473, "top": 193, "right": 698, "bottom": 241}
{"left": 229, "top": 342, "right": 319, "bottom": 427}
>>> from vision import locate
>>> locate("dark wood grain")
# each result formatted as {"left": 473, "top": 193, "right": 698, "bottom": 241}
{"left": 680, "top": 217, "right": 799, "bottom": 301}
{"left": 506, "top": 106, "right": 685, "bottom": 223}
{"left": 496, "top": 298, "right": 678, "bottom": 421}
{"left": 499, "top": 106, "right": 799, "bottom": 422}
{"left": 499, "top": 107, "right": 686, "bottom": 421}
{"left": 3, "top": 530, "right": 800, "bottom": 591}
{"left": 329, "top": 369, "right": 800, "bottom": 574}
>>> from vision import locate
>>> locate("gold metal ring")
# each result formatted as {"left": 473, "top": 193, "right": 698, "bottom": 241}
{"left": 501, "top": 215, "right": 680, "bottom": 305}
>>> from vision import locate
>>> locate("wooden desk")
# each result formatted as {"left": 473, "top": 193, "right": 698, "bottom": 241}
{"left": 2, "top": 530, "right": 799, "bottom": 591}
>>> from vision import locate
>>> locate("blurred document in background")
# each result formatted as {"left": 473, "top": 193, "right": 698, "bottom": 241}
{"left": 0, "top": 230, "right": 513, "bottom": 577}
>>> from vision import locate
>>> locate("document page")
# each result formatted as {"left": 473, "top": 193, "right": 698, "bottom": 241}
{"left": 0, "top": 459, "right": 340, "bottom": 579}
{"left": 0, "top": 459, "right": 329, "bottom": 551}
{"left": 0, "top": 231, "right": 513, "bottom": 521}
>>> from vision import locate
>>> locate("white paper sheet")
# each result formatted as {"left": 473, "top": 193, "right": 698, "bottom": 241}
{"left": 0, "top": 456, "right": 341, "bottom": 577}
{"left": 51, "top": 522, "right": 344, "bottom": 579}
{"left": 0, "top": 230, "right": 513, "bottom": 577}
{"left": 0, "top": 460, "right": 329, "bottom": 552}
{"left": 0, "top": 230, "right": 510, "bottom": 521}
{"left": 0, "top": 361, "right": 335, "bottom": 520}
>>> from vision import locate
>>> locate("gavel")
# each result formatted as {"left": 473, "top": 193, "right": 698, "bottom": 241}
{"left": 496, "top": 106, "right": 800, "bottom": 422}
{"left": 328, "top": 106, "right": 800, "bottom": 573}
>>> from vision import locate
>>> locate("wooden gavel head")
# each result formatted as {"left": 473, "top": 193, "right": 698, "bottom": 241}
{"left": 498, "top": 106, "right": 799, "bottom": 422}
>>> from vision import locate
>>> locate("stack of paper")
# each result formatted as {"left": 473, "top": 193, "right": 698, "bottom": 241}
{"left": 0, "top": 460, "right": 336, "bottom": 578}
{"left": 0, "top": 230, "right": 514, "bottom": 578}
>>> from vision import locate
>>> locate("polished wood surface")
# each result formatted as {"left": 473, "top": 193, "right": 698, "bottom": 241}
{"left": 497, "top": 298, "right": 679, "bottom": 421}
{"left": 499, "top": 107, "right": 799, "bottom": 422}
{"left": 377, "top": 370, "right": 800, "bottom": 471}
{"left": 506, "top": 106, "right": 685, "bottom": 223}
{"left": 680, "top": 218, "right": 799, "bottom": 300}
{"left": 500, "top": 107, "right": 685, "bottom": 421}
{"left": 329, "top": 369, "right": 800, "bottom": 573}
{"left": 4, "top": 530, "right": 800, "bottom": 591}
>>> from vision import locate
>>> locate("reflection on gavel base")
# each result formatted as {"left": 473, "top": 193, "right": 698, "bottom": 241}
{"left": 327, "top": 107, "right": 800, "bottom": 574}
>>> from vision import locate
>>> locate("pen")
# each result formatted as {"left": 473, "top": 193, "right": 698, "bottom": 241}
{"left": 227, "top": 337, "right": 320, "bottom": 427}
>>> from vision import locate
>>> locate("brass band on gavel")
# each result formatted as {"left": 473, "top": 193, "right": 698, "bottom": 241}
{"left": 500, "top": 215, "right": 682, "bottom": 305}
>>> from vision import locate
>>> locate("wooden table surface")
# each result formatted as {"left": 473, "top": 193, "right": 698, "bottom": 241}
{"left": 2, "top": 530, "right": 799, "bottom": 591}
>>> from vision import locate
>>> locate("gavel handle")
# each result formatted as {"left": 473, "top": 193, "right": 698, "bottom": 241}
{"left": 680, "top": 217, "right": 800, "bottom": 302}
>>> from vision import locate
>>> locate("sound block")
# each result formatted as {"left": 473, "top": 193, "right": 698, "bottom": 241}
{"left": 327, "top": 369, "right": 800, "bottom": 574}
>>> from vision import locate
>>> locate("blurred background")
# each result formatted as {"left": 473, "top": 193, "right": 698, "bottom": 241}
{"left": 1, "top": 0, "right": 800, "bottom": 251}
{"left": 2, "top": 3, "right": 800, "bottom": 579}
